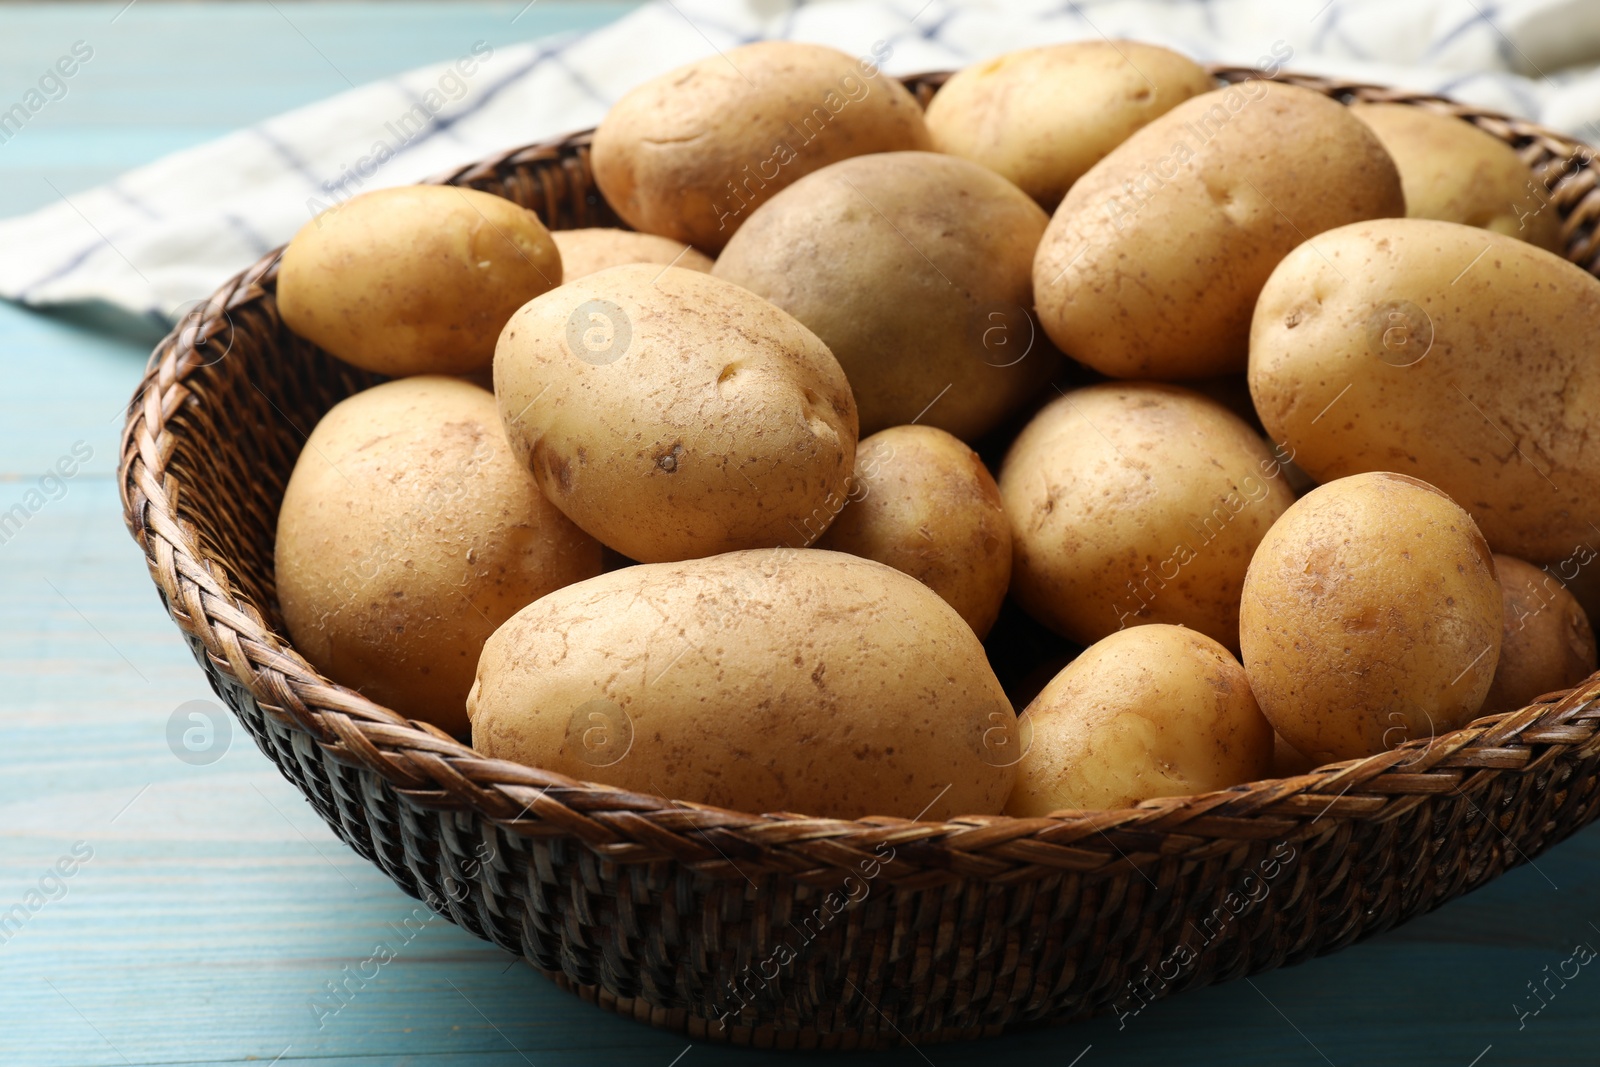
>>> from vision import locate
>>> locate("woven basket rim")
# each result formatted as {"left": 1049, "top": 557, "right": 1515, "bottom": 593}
{"left": 118, "top": 65, "right": 1600, "bottom": 880}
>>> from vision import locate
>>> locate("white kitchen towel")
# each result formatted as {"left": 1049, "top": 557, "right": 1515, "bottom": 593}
{"left": 4, "top": 0, "right": 1600, "bottom": 322}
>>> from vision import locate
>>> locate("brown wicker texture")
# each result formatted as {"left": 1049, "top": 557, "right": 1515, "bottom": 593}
{"left": 120, "top": 67, "right": 1600, "bottom": 1050}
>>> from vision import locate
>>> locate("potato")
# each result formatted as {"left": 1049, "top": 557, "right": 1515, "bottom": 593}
{"left": 1004, "top": 625, "right": 1273, "bottom": 814}
{"left": 495, "top": 264, "right": 857, "bottom": 563}
{"left": 275, "top": 377, "right": 603, "bottom": 734}
{"left": 999, "top": 383, "right": 1295, "bottom": 650}
{"left": 1482, "top": 555, "right": 1597, "bottom": 714}
{"left": 591, "top": 41, "right": 931, "bottom": 252}
{"left": 278, "top": 186, "right": 561, "bottom": 376}
{"left": 551, "top": 228, "right": 713, "bottom": 281}
{"left": 713, "top": 151, "right": 1053, "bottom": 440}
{"left": 468, "top": 549, "right": 1018, "bottom": 819}
{"left": 1239, "top": 472, "right": 1502, "bottom": 763}
{"left": 1033, "top": 81, "right": 1404, "bottom": 379}
{"left": 1350, "top": 103, "right": 1563, "bottom": 252}
{"left": 924, "top": 41, "right": 1213, "bottom": 210}
{"left": 1249, "top": 218, "right": 1600, "bottom": 563}
{"left": 816, "top": 426, "right": 1011, "bottom": 637}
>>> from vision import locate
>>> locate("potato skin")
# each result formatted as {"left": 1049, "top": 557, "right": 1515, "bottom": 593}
{"left": 1350, "top": 103, "right": 1563, "bottom": 252}
{"left": 924, "top": 41, "right": 1213, "bottom": 210}
{"left": 468, "top": 550, "right": 1018, "bottom": 820}
{"left": 551, "top": 228, "right": 713, "bottom": 281}
{"left": 494, "top": 264, "right": 857, "bottom": 563}
{"left": 1249, "top": 218, "right": 1600, "bottom": 562}
{"left": 591, "top": 41, "right": 931, "bottom": 252}
{"left": 1239, "top": 472, "right": 1503, "bottom": 763}
{"left": 1033, "top": 81, "right": 1404, "bottom": 379}
{"left": 816, "top": 426, "right": 1012, "bottom": 637}
{"left": 1482, "top": 555, "right": 1597, "bottom": 714}
{"left": 999, "top": 383, "right": 1296, "bottom": 650}
{"left": 275, "top": 377, "right": 602, "bottom": 734}
{"left": 1004, "top": 625, "right": 1273, "bottom": 814}
{"left": 713, "top": 151, "right": 1054, "bottom": 440}
{"left": 278, "top": 186, "right": 560, "bottom": 376}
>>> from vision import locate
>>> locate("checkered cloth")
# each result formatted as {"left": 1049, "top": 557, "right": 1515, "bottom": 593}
{"left": 3, "top": 0, "right": 1599, "bottom": 322}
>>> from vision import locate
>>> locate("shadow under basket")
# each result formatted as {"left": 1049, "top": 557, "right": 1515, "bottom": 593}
{"left": 119, "top": 67, "right": 1600, "bottom": 1050}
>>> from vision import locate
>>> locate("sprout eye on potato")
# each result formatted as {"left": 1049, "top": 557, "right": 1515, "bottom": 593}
{"left": 269, "top": 41, "right": 1600, "bottom": 821}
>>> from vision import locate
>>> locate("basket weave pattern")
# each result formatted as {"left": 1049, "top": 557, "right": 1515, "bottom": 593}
{"left": 119, "top": 69, "right": 1600, "bottom": 1048}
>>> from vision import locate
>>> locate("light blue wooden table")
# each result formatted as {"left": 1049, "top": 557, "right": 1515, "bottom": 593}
{"left": 2, "top": 3, "right": 1598, "bottom": 1064}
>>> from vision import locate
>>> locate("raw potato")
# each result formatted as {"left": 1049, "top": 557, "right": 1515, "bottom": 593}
{"left": 999, "top": 383, "right": 1296, "bottom": 650}
{"left": 494, "top": 264, "right": 858, "bottom": 563}
{"left": 713, "top": 151, "right": 1053, "bottom": 440}
{"left": 552, "top": 228, "right": 713, "bottom": 281}
{"left": 1034, "top": 81, "right": 1404, "bottom": 379}
{"left": 275, "top": 377, "right": 603, "bottom": 734}
{"left": 278, "top": 186, "right": 561, "bottom": 377}
{"left": 1249, "top": 218, "right": 1600, "bottom": 562}
{"left": 1482, "top": 555, "right": 1597, "bottom": 714}
{"left": 1350, "top": 103, "right": 1564, "bottom": 252}
{"left": 468, "top": 550, "right": 1018, "bottom": 820}
{"left": 591, "top": 41, "right": 931, "bottom": 252}
{"left": 1239, "top": 472, "right": 1503, "bottom": 763}
{"left": 1004, "top": 625, "right": 1273, "bottom": 814}
{"left": 816, "top": 425, "right": 1012, "bottom": 637}
{"left": 924, "top": 41, "right": 1214, "bottom": 210}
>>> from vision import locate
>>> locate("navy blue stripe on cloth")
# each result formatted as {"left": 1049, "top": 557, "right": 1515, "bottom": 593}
{"left": 222, "top": 212, "right": 274, "bottom": 256}
{"left": 17, "top": 232, "right": 112, "bottom": 302}
{"left": 1425, "top": 4, "right": 1503, "bottom": 61}
{"left": 252, "top": 125, "right": 325, "bottom": 187}
{"left": 109, "top": 182, "right": 161, "bottom": 222}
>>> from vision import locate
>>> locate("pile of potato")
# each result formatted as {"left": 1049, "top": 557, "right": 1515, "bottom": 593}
{"left": 271, "top": 39, "right": 1598, "bottom": 822}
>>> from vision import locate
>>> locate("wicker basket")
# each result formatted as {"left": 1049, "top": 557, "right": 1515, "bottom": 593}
{"left": 119, "top": 67, "right": 1600, "bottom": 1050}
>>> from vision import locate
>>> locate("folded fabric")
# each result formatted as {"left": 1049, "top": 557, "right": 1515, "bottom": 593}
{"left": 3, "top": 0, "right": 1599, "bottom": 322}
